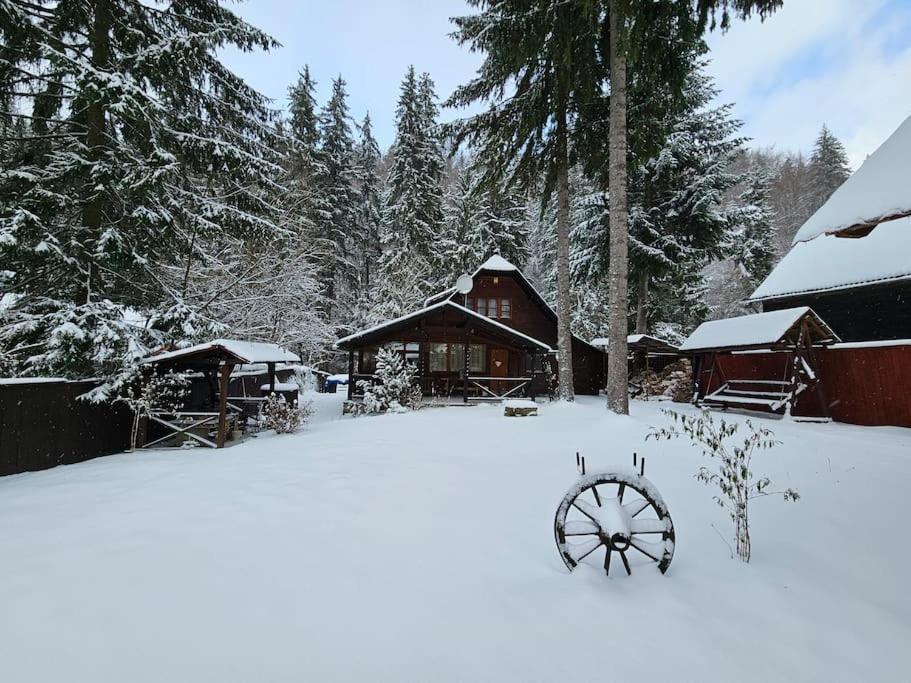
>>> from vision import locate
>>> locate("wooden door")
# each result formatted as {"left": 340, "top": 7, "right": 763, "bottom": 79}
{"left": 491, "top": 348, "right": 508, "bottom": 395}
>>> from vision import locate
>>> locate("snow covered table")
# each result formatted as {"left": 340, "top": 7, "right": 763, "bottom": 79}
{"left": 504, "top": 399, "right": 538, "bottom": 417}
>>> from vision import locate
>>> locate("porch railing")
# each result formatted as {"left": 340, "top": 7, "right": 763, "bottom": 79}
{"left": 466, "top": 376, "right": 533, "bottom": 401}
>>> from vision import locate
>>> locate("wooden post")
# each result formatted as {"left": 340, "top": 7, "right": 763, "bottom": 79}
{"left": 216, "top": 363, "right": 232, "bottom": 448}
{"left": 529, "top": 349, "right": 537, "bottom": 401}
{"left": 644, "top": 348, "right": 651, "bottom": 400}
{"left": 347, "top": 349, "right": 355, "bottom": 401}
{"left": 463, "top": 333, "right": 470, "bottom": 403}
{"left": 267, "top": 361, "right": 276, "bottom": 394}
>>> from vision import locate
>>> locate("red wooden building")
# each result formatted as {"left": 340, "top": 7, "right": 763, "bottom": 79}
{"left": 685, "top": 115, "right": 911, "bottom": 427}
{"left": 335, "top": 256, "right": 604, "bottom": 402}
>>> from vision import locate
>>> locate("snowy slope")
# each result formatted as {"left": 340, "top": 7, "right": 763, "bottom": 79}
{"left": 0, "top": 395, "right": 908, "bottom": 682}
{"left": 752, "top": 215, "right": 911, "bottom": 301}
{"left": 793, "top": 114, "right": 911, "bottom": 243}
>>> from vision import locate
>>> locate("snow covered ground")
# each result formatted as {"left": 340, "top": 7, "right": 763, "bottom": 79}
{"left": 1, "top": 394, "right": 909, "bottom": 682}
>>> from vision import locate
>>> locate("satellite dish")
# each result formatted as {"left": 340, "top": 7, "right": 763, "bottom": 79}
{"left": 455, "top": 273, "right": 474, "bottom": 295}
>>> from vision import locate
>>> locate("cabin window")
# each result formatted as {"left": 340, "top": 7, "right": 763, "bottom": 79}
{"left": 475, "top": 298, "right": 487, "bottom": 317}
{"left": 487, "top": 298, "right": 498, "bottom": 318}
{"left": 500, "top": 299, "right": 511, "bottom": 318}
{"left": 469, "top": 344, "right": 486, "bottom": 373}
{"left": 382, "top": 341, "right": 420, "bottom": 367}
{"left": 466, "top": 297, "right": 512, "bottom": 320}
{"left": 429, "top": 343, "right": 448, "bottom": 372}
{"left": 451, "top": 343, "right": 465, "bottom": 370}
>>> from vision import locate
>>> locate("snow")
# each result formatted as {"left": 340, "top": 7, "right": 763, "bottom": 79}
{"left": 793, "top": 114, "right": 911, "bottom": 243}
{"left": 476, "top": 254, "right": 518, "bottom": 272}
{"left": 829, "top": 339, "right": 911, "bottom": 349}
{"left": 679, "top": 307, "right": 838, "bottom": 352}
{"left": 751, "top": 216, "right": 911, "bottom": 301}
{"left": 260, "top": 383, "right": 298, "bottom": 392}
{"left": 504, "top": 399, "right": 537, "bottom": 409}
{"left": 326, "top": 373, "right": 349, "bottom": 383}
{"left": 0, "top": 394, "right": 907, "bottom": 682}
{"left": 142, "top": 339, "right": 300, "bottom": 365}
{"left": 0, "top": 377, "right": 68, "bottom": 385}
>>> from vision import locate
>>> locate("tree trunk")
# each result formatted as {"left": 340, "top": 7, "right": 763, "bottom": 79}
{"left": 606, "top": 0, "right": 629, "bottom": 414}
{"left": 554, "top": 109, "right": 575, "bottom": 402}
{"left": 82, "top": 0, "right": 112, "bottom": 303}
{"left": 635, "top": 269, "right": 649, "bottom": 334}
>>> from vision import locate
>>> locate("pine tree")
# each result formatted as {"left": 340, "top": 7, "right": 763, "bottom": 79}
{"left": 379, "top": 66, "right": 445, "bottom": 307}
{"left": 0, "top": 0, "right": 285, "bottom": 382}
{"left": 316, "top": 75, "right": 358, "bottom": 322}
{"left": 285, "top": 66, "right": 326, "bottom": 244}
{"left": 353, "top": 113, "right": 383, "bottom": 292}
{"left": 448, "top": 1, "right": 604, "bottom": 401}
{"left": 808, "top": 124, "right": 851, "bottom": 210}
{"left": 729, "top": 170, "right": 777, "bottom": 284}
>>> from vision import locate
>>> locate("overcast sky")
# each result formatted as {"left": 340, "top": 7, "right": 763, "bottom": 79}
{"left": 222, "top": 0, "right": 911, "bottom": 168}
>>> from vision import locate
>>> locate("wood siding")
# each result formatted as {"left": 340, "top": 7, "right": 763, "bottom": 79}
{"left": 762, "top": 279, "right": 911, "bottom": 342}
{"left": 0, "top": 380, "right": 132, "bottom": 476}
{"left": 695, "top": 344, "right": 911, "bottom": 427}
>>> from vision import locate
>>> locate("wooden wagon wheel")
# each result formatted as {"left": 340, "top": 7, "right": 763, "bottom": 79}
{"left": 554, "top": 471, "right": 675, "bottom": 577}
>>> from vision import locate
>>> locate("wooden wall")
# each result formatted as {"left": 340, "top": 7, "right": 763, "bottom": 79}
{"left": 763, "top": 279, "right": 911, "bottom": 342}
{"left": 0, "top": 380, "right": 132, "bottom": 476}
{"left": 696, "top": 344, "right": 911, "bottom": 427}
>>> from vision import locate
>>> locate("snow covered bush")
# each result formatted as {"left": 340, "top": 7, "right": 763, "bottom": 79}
{"left": 357, "top": 347, "right": 422, "bottom": 414}
{"left": 648, "top": 410, "right": 799, "bottom": 562}
{"left": 260, "top": 394, "right": 313, "bottom": 434}
{"left": 116, "top": 369, "right": 191, "bottom": 451}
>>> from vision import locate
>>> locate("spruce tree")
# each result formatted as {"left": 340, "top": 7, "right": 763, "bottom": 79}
{"left": 316, "top": 75, "right": 358, "bottom": 322}
{"left": 353, "top": 113, "right": 383, "bottom": 293}
{"left": 380, "top": 66, "right": 445, "bottom": 304}
{"left": 448, "top": 1, "right": 604, "bottom": 401}
{"left": 808, "top": 124, "right": 851, "bottom": 210}
{"left": 0, "top": 0, "right": 285, "bottom": 382}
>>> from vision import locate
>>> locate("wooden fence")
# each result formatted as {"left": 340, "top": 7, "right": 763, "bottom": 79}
{"left": 0, "top": 379, "right": 132, "bottom": 477}
{"left": 695, "top": 342, "right": 911, "bottom": 427}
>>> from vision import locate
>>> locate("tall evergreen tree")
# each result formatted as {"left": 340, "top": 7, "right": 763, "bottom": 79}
{"left": 0, "top": 0, "right": 285, "bottom": 382}
{"left": 316, "top": 75, "right": 358, "bottom": 322}
{"left": 448, "top": 1, "right": 603, "bottom": 401}
{"left": 379, "top": 66, "right": 445, "bottom": 305}
{"left": 808, "top": 124, "right": 851, "bottom": 210}
{"left": 729, "top": 170, "right": 777, "bottom": 284}
{"left": 353, "top": 113, "right": 383, "bottom": 294}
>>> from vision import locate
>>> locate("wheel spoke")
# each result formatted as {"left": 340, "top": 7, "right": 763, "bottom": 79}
{"left": 603, "top": 545, "right": 612, "bottom": 576}
{"left": 571, "top": 539, "right": 603, "bottom": 563}
{"left": 630, "top": 518, "right": 669, "bottom": 534}
{"left": 564, "top": 519, "right": 600, "bottom": 536}
{"left": 630, "top": 538, "right": 664, "bottom": 563}
{"left": 572, "top": 498, "right": 600, "bottom": 522}
{"left": 619, "top": 550, "right": 631, "bottom": 575}
{"left": 622, "top": 498, "right": 650, "bottom": 518}
{"left": 618, "top": 482, "right": 626, "bottom": 503}
{"left": 591, "top": 485, "right": 602, "bottom": 507}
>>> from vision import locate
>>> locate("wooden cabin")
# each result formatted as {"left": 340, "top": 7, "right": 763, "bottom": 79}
{"left": 335, "top": 256, "right": 604, "bottom": 402}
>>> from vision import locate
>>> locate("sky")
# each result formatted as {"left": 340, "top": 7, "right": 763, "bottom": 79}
{"left": 221, "top": 0, "right": 911, "bottom": 168}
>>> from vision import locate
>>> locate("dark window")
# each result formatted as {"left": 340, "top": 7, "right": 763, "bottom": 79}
{"left": 500, "top": 299, "right": 511, "bottom": 319}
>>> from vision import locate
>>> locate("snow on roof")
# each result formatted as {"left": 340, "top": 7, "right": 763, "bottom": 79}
{"left": 751, "top": 215, "right": 911, "bottom": 301}
{"left": 334, "top": 300, "right": 553, "bottom": 352}
{"left": 476, "top": 254, "right": 518, "bottom": 272}
{"left": 793, "top": 115, "right": 911, "bottom": 243}
{"left": 142, "top": 339, "right": 300, "bottom": 365}
{"left": 679, "top": 307, "right": 839, "bottom": 352}
{"left": 590, "top": 334, "right": 677, "bottom": 349}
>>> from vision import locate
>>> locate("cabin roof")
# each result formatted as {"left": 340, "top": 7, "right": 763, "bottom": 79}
{"left": 334, "top": 300, "right": 553, "bottom": 352}
{"left": 142, "top": 339, "right": 300, "bottom": 366}
{"left": 793, "top": 114, "right": 911, "bottom": 243}
{"left": 679, "top": 307, "right": 840, "bottom": 353}
{"left": 750, "top": 215, "right": 911, "bottom": 301}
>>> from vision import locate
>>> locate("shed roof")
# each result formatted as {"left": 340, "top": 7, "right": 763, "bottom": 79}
{"left": 142, "top": 339, "right": 300, "bottom": 366}
{"left": 750, "top": 215, "right": 911, "bottom": 301}
{"left": 793, "top": 114, "right": 911, "bottom": 243}
{"left": 590, "top": 334, "right": 680, "bottom": 354}
{"left": 679, "top": 307, "right": 839, "bottom": 353}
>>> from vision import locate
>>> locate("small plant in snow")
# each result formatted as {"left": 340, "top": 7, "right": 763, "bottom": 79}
{"left": 357, "top": 347, "right": 422, "bottom": 414}
{"left": 260, "top": 393, "right": 313, "bottom": 434}
{"left": 647, "top": 409, "right": 799, "bottom": 563}
{"left": 116, "top": 369, "right": 190, "bottom": 451}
